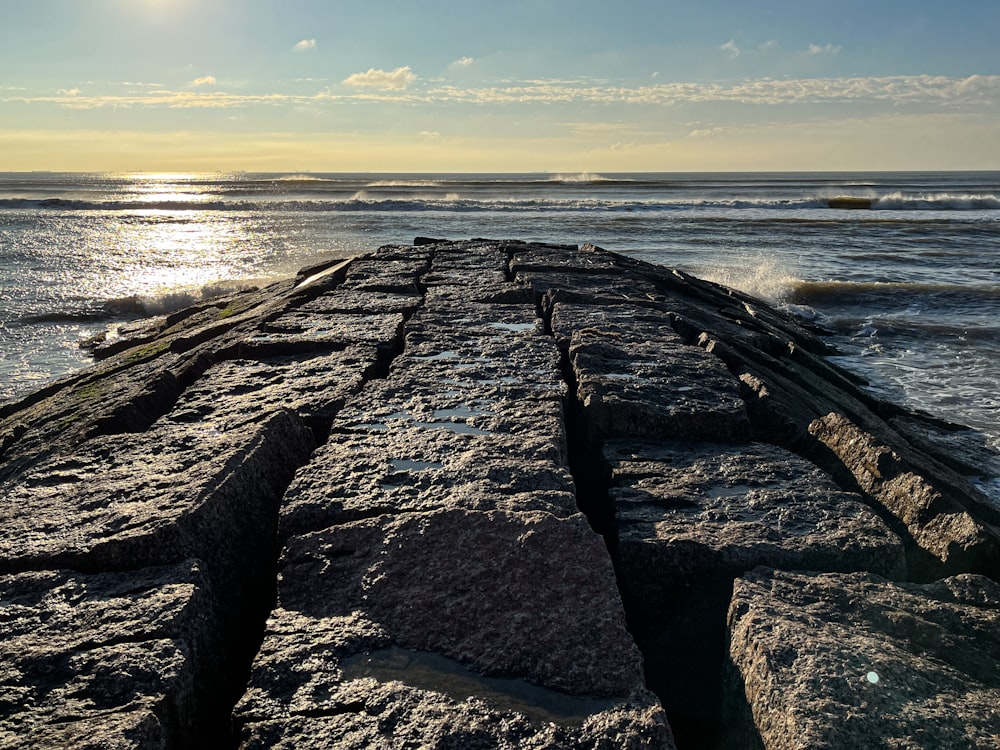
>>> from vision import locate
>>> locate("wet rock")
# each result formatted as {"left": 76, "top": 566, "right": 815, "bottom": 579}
{"left": 523, "top": 271, "right": 663, "bottom": 307}
{"left": 727, "top": 568, "right": 1000, "bottom": 749}
{"left": 553, "top": 302, "right": 750, "bottom": 443}
{"left": 0, "top": 352, "right": 190, "bottom": 483}
{"left": 295, "top": 289, "right": 422, "bottom": 317}
{"left": 705, "top": 315, "right": 999, "bottom": 578}
{"left": 234, "top": 509, "right": 674, "bottom": 748}
{"left": 509, "top": 242, "right": 622, "bottom": 275}
{"left": 0, "top": 561, "right": 223, "bottom": 748}
{"left": 337, "top": 255, "right": 430, "bottom": 294}
{"left": 571, "top": 335, "right": 749, "bottom": 442}
{"left": 244, "top": 311, "right": 405, "bottom": 357}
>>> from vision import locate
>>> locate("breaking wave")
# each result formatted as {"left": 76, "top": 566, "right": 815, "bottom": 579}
{"left": 3, "top": 191, "right": 998, "bottom": 214}
{"left": 6, "top": 280, "right": 265, "bottom": 328}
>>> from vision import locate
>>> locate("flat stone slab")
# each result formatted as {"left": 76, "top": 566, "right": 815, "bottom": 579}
{"left": 550, "top": 301, "right": 749, "bottom": 443}
{"left": 161, "top": 348, "right": 377, "bottom": 433}
{"left": 334, "top": 357, "right": 568, "bottom": 442}
{"left": 246, "top": 311, "right": 404, "bottom": 355}
{"left": 0, "top": 411, "right": 312, "bottom": 577}
{"left": 280, "top": 427, "right": 576, "bottom": 538}
{"left": 295, "top": 289, "right": 422, "bottom": 316}
{"left": 235, "top": 508, "right": 674, "bottom": 748}
{"left": 509, "top": 243, "right": 624, "bottom": 275}
{"left": 727, "top": 569, "right": 1000, "bottom": 749}
{"left": 410, "top": 300, "right": 543, "bottom": 335}
{"left": 337, "top": 255, "right": 430, "bottom": 294}
{"left": 607, "top": 440, "right": 906, "bottom": 591}
{"left": 550, "top": 303, "right": 683, "bottom": 351}
{"left": 519, "top": 270, "right": 662, "bottom": 305}
{"left": 0, "top": 561, "right": 220, "bottom": 748}
{"left": 567, "top": 329, "right": 750, "bottom": 443}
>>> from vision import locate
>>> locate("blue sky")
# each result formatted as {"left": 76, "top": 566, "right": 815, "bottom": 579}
{"left": 2, "top": 0, "right": 999, "bottom": 171}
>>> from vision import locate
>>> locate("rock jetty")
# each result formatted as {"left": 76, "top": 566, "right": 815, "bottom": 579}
{"left": 0, "top": 238, "right": 998, "bottom": 749}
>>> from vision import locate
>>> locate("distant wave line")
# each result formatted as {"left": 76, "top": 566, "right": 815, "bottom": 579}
{"left": 788, "top": 279, "right": 1000, "bottom": 306}
{"left": 2, "top": 192, "right": 999, "bottom": 213}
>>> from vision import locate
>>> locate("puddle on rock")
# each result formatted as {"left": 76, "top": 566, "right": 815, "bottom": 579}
{"left": 488, "top": 322, "right": 538, "bottom": 333}
{"left": 341, "top": 646, "right": 618, "bottom": 727}
{"left": 412, "top": 421, "right": 489, "bottom": 436}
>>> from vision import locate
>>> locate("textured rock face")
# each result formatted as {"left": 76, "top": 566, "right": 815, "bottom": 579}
{"left": 1, "top": 238, "right": 997, "bottom": 749}
{"left": 0, "top": 411, "right": 312, "bottom": 577}
{"left": 609, "top": 440, "right": 906, "bottom": 588}
{"left": 283, "top": 509, "right": 641, "bottom": 695}
{"left": 234, "top": 509, "right": 672, "bottom": 748}
{"left": 727, "top": 569, "right": 1000, "bottom": 749}
{"left": 552, "top": 303, "right": 750, "bottom": 443}
{"left": 809, "top": 412, "right": 1000, "bottom": 575}
{"left": 0, "top": 561, "right": 220, "bottom": 748}
{"left": 603, "top": 439, "right": 905, "bottom": 740}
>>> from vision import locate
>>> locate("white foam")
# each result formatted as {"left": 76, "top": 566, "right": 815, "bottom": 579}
{"left": 699, "top": 257, "right": 799, "bottom": 303}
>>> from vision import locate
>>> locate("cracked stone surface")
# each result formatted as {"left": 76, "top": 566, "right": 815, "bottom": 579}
{"left": 0, "top": 238, "right": 996, "bottom": 749}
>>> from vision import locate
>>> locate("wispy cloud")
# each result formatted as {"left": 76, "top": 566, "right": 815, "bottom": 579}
{"left": 688, "top": 126, "right": 727, "bottom": 138}
{"left": 8, "top": 74, "right": 999, "bottom": 112}
{"left": 721, "top": 40, "right": 740, "bottom": 58}
{"left": 190, "top": 76, "right": 217, "bottom": 87}
{"left": 806, "top": 43, "right": 841, "bottom": 56}
{"left": 758, "top": 40, "right": 778, "bottom": 52}
{"left": 449, "top": 56, "right": 475, "bottom": 68}
{"left": 424, "top": 74, "right": 1000, "bottom": 108}
{"left": 294, "top": 39, "right": 317, "bottom": 52}
{"left": 343, "top": 66, "right": 416, "bottom": 90}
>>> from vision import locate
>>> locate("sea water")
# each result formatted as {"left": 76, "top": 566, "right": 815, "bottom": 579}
{"left": 1, "top": 171, "right": 997, "bottom": 458}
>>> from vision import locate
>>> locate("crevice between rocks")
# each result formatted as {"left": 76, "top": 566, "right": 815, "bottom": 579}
{"left": 213, "top": 249, "right": 436, "bottom": 748}
{"left": 533, "top": 288, "right": 757, "bottom": 750}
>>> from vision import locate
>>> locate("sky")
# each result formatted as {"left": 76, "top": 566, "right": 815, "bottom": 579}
{"left": 2, "top": 0, "right": 999, "bottom": 172}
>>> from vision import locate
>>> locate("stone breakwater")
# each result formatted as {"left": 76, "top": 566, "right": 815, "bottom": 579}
{"left": 0, "top": 238, "right": 998, "bottom": 749}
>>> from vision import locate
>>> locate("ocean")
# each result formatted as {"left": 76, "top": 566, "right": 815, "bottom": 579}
{"left": 2, "top": 171, "right": 998, "bottom": 464}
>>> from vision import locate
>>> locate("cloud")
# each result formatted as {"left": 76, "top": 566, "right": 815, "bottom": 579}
{"left": 758, "top": 40, "right": 778, "bottom": 52}
{"left": 294, "top": 39, "right": 317, "bottom": 52}
{"left": 688, "top": 126, "right": 726, "bottom": 138}
{"left": 450, "top": 56, "right": 475, "bottom": 68}
{"left": 806, "top": 43, "right": 841, "bottom": 56}
{"left": 721, "top": 40, "right": 740, "bottom": 58}
{"left": 190, "top": 76, "right": 217, "bottom": 87}
{"left": 343, "top": 66, "right": 416, "bottom": 90}
{"left": 419, "top": 130, "right": 441, "bottom": 138}
{"left": 10, "top": 74, "right": 999, "bottom": 114}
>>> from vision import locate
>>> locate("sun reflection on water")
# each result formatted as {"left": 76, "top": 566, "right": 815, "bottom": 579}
{"left": 99, "top": 209, "right": 253, "bottom": 302}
